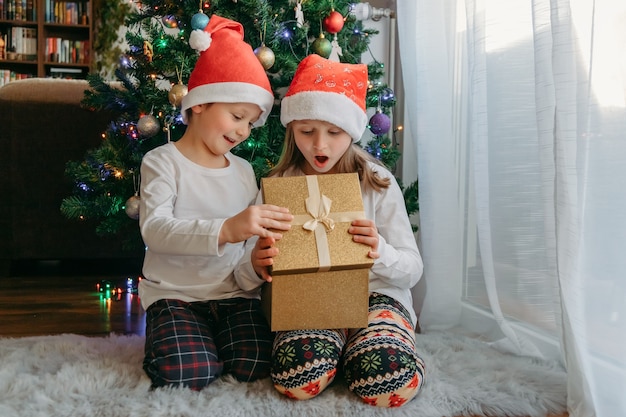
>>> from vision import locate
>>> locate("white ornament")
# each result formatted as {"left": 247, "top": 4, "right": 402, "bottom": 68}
{"left": 295, "top": 1, "right": 304, "bottom": 28}
{"left": 329, "top": 37, "right": 343, "bottom": 62}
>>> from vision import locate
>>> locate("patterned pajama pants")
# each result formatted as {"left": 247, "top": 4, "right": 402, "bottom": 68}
{"left": 143, "top": 298, "right": 273, "bottom": 390}
{"left": 271, "top": 293, "right": 426, "bottom": 407}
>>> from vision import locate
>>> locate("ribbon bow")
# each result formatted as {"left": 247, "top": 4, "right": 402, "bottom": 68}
{"left": 303, "top": 194, "right": 335, "bottom": 232}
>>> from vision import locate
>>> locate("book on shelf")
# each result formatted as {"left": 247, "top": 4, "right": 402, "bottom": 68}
{"left": 48, "top": 66, "right": 83, "bottom": 79}
{"left": 45, "top": 0, "right": 90, "bottom": 24}
{"left": 5, "top": 26, "right": 38, "bottom": 61}
{"left": 0, "top": 69, "right": 35, "bottom": 87}
{"left": 46, "top": 37, "right": 89, "bottom": 64}
{"left": 1, "top": 0, "right": 36, "bottom": 21}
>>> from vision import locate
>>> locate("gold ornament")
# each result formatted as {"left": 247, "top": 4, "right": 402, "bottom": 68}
{"left": 143, "top": 41, "right": 154, "bottom": 62}
{"left": 125, "top": 170, "right": 141, "bottom": 220}
{"left": 125, "top": 195, "right": 141, "bottom": 220}
{"left": 137, "top": 114, "right": 160, "bottom": 137}
{"left": 254, "top": 44, "right": 275, "bottom": 70}
{"left": 168, "top": 82, "right": 188, "bottom": 107}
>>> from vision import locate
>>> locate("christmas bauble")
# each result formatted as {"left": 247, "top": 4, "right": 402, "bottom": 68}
{"left": 137, "top": 114, "right": 160, "bottom": 138}
{"left": 312, "top": 34, "right": 332, "bottom": 58}
{"left": 254, "top": 44, "right": 275, "bottom": 70}
{"left": 191, "top": 12, "right": 210, "bottom": 31}
{"left": 380, "top": 87, "right": 396, "bottom": 106}
{"left": 323, "top": 10, "right": 344, "bottom": 34}
{"left": 369, "top": 112, "right": 391, "bottom": 135}
{"left": 168, "top": 82, "right": 188, "bottom": 107}
{"left": 162, "top": 15, "right": 178, "bottom": 28}
{"left": 125, "top": 195, "right": 141, "bottom": 220}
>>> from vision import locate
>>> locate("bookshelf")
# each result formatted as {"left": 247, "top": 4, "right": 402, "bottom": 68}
{"left": 0, "top": 0, "right": 92, "bottom": 85}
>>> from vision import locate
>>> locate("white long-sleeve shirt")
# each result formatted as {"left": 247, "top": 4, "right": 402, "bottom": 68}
{"left": 138, "top": 142, "right": 260, "bottom": 310}
{"left": 235, "top": 162, "right": 423, "bottom": 326}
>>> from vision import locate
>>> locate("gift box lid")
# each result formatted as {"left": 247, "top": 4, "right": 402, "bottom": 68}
{"left": 261, "top": 173, "right": 374, "bottom": 275}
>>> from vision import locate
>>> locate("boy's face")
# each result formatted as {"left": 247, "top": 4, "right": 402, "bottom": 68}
{"left": 191, "top": 102, "right": 262, "bottom": 157}
{"left": 291, "top": 119, "right": 352, "bottom": 175}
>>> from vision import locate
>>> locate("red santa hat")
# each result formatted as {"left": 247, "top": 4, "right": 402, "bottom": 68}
{"left": 181, "top": 15, "right": 274, "bottom": 126}
{"left": 280, "top": 54, "right": 369, "bottom": 142}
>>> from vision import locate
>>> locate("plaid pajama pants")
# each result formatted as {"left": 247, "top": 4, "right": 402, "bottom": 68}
{"left": 143, "top": 297, "right": 273, "bottom": 390}
{"left": 271, "top": 293, "right": 425, "bottom": 407}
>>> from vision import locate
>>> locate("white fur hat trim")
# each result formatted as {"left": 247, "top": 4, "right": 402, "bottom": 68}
{"left": 181, "top": 82, "right": 274, "bottom": 126}
{"left": 280, "top": 91, "right": 367, "bottom": 142}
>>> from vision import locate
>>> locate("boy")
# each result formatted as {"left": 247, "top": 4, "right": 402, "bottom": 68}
{"left": 138, "top": 15, "right": 292, "bottom": 390}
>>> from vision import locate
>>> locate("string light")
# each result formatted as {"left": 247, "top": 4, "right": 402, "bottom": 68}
{"left": 157, "top": 37, "right": 168, "bottom": 49}
{"left": 119, "top": 54, "right": 132, "bottom": 69}
{"left": 276, "top": 22, "right": 295, "bottom": 41}
{"left": 97, "top": 278, "right": 139, "bottom": 301}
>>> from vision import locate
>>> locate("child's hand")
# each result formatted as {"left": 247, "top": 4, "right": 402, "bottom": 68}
{"left": 252, "top": 236, "right": 279, "bottom": 282}
{"left": 349, "top": 219, "right": 380, "bottom": 259}
{"left": 221, "top": 204, "right": 292, "bottom": 245}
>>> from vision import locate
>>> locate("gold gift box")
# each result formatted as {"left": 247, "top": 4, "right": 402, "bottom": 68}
{"left": 260, "top": 173, "right": 373, "bottom": 330}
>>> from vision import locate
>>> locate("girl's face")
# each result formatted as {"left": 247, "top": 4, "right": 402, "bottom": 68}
{"left": 291, "top": 120, "right": 352, "bottom": 175}
{"left": 191, "top": 102, "right": 261, "bottom": 160}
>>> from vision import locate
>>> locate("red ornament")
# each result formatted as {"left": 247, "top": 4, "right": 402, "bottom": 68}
{"left": 323, "top": 10, "right": 345, "bottom": 34}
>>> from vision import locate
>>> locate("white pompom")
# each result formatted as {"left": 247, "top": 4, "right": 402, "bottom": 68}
{"left": 189, "top": 29, "right": 212, "bottom": 52}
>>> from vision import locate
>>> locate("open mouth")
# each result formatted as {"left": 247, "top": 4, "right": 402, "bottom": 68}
{"left": 315, "top": 155, "right": 329, "bottom": 163}
{"left": 224, "top": 136, "right": 236, "bottom": 144}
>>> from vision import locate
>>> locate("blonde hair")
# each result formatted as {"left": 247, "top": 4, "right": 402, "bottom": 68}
{"left": 270, "top": 124, "right": 391, "bottom": 192}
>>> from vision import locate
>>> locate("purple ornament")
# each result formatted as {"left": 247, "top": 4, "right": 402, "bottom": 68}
{"left": 369, "top": 112, "right": 391, "bottom": 135}
{"left": 162, "top": 15, "right": 178, "bottom": 28}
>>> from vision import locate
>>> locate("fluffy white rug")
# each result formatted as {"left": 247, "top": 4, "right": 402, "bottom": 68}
{"left": 0, "top": 331, "right": 566, "bottom": 417}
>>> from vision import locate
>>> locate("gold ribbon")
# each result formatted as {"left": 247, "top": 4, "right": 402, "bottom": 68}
{"left": 303, "top": 193, "right": 335, "bottom": 232}
{"left": 291, "top": 176, "right": 365, "bottom": 272}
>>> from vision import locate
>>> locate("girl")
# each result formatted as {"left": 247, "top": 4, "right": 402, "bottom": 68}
{"left": 236, "top": 54, "right": 426, "bottom": 407}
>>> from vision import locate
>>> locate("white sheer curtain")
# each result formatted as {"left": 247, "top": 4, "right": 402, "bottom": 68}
{"left": 397, "top": 1, "right": 626, "bottom": 416}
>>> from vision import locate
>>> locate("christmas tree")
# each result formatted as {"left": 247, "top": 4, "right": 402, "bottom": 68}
{"left": 61, "top": 0, "right": 416, "bottom": 251}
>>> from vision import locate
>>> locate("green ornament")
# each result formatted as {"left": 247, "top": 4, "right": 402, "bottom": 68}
{"left": 312, "top": 34, "right": 332, "bottom": 58}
